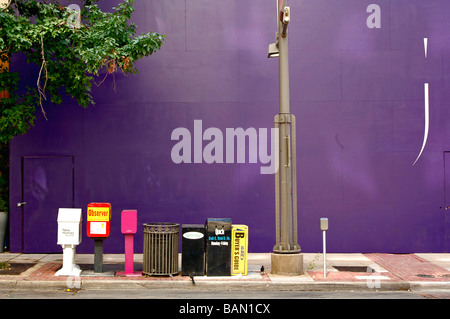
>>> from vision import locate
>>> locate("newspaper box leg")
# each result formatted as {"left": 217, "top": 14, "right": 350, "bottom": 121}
{"left": 124, "top": 234, "right": 134, "bottom": 274}
{"left": 55, "top": 245, "right": 81, "bottom": 276}
{"left": 116, "top": 233, "right": 141, "bottom": 277}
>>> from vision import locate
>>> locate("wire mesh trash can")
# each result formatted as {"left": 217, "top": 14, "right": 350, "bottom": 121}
{"left": 143, "top": 223, "right": 179, "bottom": 276}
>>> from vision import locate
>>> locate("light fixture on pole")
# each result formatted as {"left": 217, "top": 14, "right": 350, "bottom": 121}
{"left": 269, "top": 0, "right": 302, "bottom": 276}
{"left": 267, "top": 43, "right": 279, "bottom": 58}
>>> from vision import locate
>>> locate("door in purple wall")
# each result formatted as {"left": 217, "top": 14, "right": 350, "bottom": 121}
{"left": 443, "top": 153, "right": 450, "bottom": 252}
{"left": 22, "top": 156, "right": 74, "bottom": 253}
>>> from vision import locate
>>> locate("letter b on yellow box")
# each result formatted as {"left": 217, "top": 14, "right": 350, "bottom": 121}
{"left": 231, "top": 225, "right": 248, "bottom": 276}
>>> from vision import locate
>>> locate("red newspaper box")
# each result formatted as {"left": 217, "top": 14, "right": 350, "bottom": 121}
{"left": 87, "top": 203, "right": 111, "bottom": 238}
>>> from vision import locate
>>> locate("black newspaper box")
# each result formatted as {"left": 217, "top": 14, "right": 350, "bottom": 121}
{"left": 205, "top": 218, "right": 232, "bottom": 276}
{"left": 181, "top": 224, "right": 206, "bottom": 276}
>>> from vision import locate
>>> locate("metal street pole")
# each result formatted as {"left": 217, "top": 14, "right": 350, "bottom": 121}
{"left": 269, "top": 0, "right": 302, "bottom": 275}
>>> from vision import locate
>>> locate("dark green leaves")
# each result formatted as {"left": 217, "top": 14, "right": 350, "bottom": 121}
{"left": 0, "top": 0, "right": 165, "bottom": 142}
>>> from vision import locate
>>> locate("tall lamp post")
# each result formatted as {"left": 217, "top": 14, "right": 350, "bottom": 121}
{"left": 268, "top": 0, "right": 303, "bottom": 275}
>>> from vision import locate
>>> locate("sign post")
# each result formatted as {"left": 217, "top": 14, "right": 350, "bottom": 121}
{"left": 87, "top": 203, "right": 111, "bottom": 273}
{"left": 320, "top": 218, "right": 328, "bottom": 278}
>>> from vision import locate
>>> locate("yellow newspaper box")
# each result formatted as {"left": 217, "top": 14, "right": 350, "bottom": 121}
{"left": 231, "top": 225, "right": 248, "bottom": 276}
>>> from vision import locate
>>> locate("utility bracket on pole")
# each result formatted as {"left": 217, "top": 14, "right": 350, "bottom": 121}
{"left": 274, "top": 113, "right": 293, "bottom": 124}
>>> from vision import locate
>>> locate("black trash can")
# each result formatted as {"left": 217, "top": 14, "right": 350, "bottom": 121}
{"left": 205, "top": 218, "right": 232, "bottom": 276}
{"left": 143, "top": 223, "right": 179, "bottom": 276}
{"left": 181, "top": 224, "right": 206, "bottom": 276}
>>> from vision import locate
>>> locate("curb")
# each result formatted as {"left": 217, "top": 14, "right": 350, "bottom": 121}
{"left": 409, "top": 281, "right": 450, "bottom": 291}
{"left": 1, "top": 277, "right": 440, "bottom": 292}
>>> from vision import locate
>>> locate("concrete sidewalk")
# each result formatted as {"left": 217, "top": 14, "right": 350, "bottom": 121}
{"left": 0, "top": 252, "right": 449, "bottom": 291}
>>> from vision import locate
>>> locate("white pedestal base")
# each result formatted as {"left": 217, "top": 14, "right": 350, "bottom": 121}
{"left": 55, "top": 245, "right": 82, "bottom": 276}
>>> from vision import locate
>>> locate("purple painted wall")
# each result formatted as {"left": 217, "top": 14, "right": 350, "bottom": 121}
{"left": 8, "top": 0, "right": 450, "bottom": 253}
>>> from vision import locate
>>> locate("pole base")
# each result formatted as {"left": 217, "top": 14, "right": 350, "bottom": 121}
{"left": 55, "top": 264, "right": 82, "bottom": 277}
{"left": 116, "top": 271, "right": 142, "bottom": 277}
{"left": 271, "top": 253, "right": 303, "bottom": 276}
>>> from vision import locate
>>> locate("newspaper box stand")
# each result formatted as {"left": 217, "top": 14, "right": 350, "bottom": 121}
{"left": 87, "top": 203, "right": 111, "bottom": 273}
{"left": 87, "top": 203, "right": 111, "bottom": 238}
{"left": 182, "top": 224, "right": 206, "bottom": 276}
{"left": 116, "top": 210, "right": 141, "bottom": 277}
{"left": 205, "top": 218, "right": 232, "bottom": 276}
{"left": 231, "top": 225, "right": 248, "bottom": 276}
{"left": 55, "top": 208, "right": 82, "bottom": 276}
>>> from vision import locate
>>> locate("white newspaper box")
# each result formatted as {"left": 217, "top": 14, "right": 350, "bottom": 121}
{"left": 57, "top": 208, "right": 82, "bottom": 245}
{"left": 55, "top": 208, "right": 82, "bottom": 276}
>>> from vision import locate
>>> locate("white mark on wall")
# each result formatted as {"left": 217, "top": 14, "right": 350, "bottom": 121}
{"left": 413, "top": 83, "right": 429, "bottom": 166}
{"left": 424, "top": 38, "right": 428, "bottom": 58}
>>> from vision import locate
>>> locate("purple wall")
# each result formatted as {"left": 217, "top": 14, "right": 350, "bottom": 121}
{"left": 8, "top": 0, "right": 450, "bottom": 253}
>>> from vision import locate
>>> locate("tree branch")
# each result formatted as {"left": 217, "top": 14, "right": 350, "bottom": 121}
{"left": 36, "top": 33, "right": 48, "bottom": 120}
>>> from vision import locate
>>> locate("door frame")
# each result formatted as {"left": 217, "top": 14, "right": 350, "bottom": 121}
{"left": 443, "top": 152, "right": 450, "bottom": 252}
{"left": 20, "top": 156, "right": 74, "bottom": 253}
